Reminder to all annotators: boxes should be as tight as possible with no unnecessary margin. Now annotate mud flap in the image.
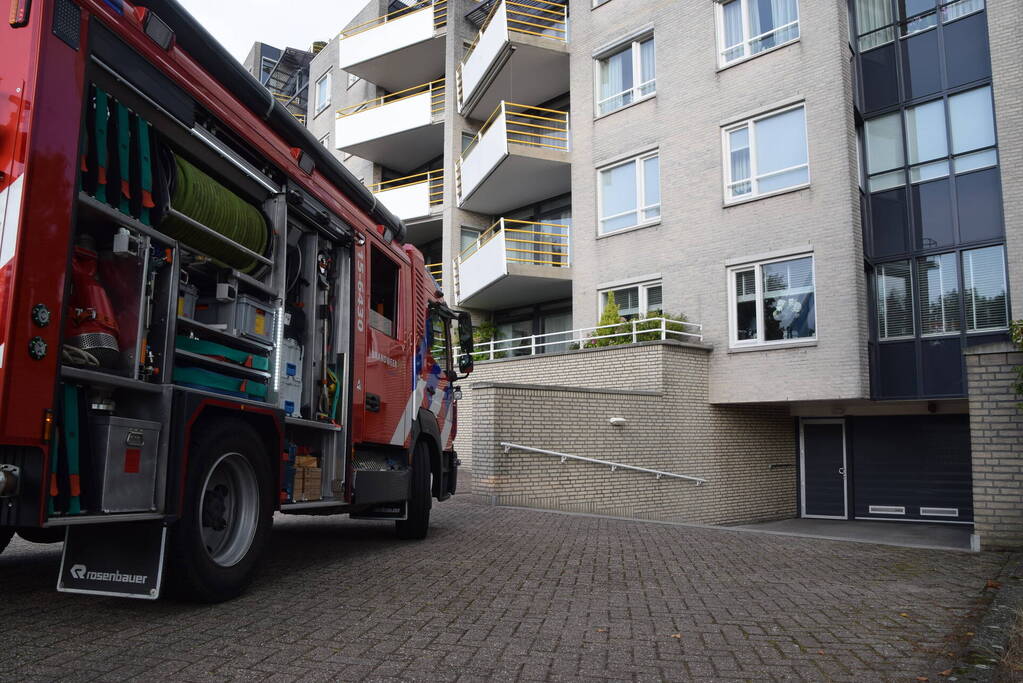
[350,501,408,521]
[57,521,166,600]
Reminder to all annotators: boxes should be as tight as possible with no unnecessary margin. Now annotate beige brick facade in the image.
[966,342,1023,550]
[466,342,796,525]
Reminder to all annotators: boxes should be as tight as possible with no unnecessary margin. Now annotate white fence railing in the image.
[500,443,707,485]
[459,317,703,360]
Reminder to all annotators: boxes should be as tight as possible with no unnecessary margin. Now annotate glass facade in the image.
[852,0,1006,400]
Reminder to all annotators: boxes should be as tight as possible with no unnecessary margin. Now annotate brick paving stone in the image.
[0,478,1010,682]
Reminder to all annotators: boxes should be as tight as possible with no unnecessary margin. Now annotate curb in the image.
[957,552,1023,681]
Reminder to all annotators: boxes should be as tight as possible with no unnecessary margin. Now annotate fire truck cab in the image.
[0,0,473,601]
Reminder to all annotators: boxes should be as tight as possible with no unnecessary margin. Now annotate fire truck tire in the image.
[16,528,65,544]
[395,441,432,540]
[0,528,12,555]
[167,419,273,603]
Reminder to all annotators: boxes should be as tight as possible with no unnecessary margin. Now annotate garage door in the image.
[849,415,972,523]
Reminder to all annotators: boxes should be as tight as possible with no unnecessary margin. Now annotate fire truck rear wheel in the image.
[167,419,273,603]
[0,528,12,555]
[395,441,432,540]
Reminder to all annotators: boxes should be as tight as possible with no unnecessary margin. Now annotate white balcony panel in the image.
[460,4,508,112]
[458,111,508,204]
[335,93,442,172]
[340,9,444,91]
[459,264,572,310]
[459,153,570,215]
[457,231,508,304]
[375,183,434,222]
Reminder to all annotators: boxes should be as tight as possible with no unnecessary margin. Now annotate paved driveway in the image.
[0,487,1008,682]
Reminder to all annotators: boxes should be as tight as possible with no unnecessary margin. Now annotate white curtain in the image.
[729,127,752,196]
[942,0,984,22]
[599,50,631,114]
[722,0,744,60]
[639,38,656,94]
[856,0,895,50]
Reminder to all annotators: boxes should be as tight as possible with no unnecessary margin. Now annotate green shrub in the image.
[585,293,630,348]
[1012,320,1022,408]
[635,310,690,342]
[472,320,507,360]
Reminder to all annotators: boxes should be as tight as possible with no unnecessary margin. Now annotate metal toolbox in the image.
[195,293,275,345]
[88,415,161,513]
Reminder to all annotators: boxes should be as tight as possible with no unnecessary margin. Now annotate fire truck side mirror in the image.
[457,312,474,375]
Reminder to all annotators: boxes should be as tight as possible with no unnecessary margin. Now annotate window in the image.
[863,86,997,193]
[718,0,800,65]
[460,227,482,257]
[876,260,914,339]
[461,131,476,153]
[598,152,660,234]
[962,245,1008,332]
[369,248,399,337]
[596,36,655,116]
[347,72,361,89]
[319,133,330,148]
[729,255,815,347]
[429,314,451,372]
[600,281,662,319]
[315,73,331,113]
[724,105,809,202]
[917,253,960,336]
[854,0,983,50]
[260,56,277,85]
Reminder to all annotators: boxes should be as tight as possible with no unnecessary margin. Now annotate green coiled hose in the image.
[161,155,269,273]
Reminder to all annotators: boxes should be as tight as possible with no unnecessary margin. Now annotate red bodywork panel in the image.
[0,0,454,523]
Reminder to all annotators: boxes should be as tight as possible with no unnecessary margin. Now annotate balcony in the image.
[457,0,569,119]
[339,0,448,92]
[335,80,445,173]
[454,218,571,309]
[368,170,444,245]
[455,102,570,215]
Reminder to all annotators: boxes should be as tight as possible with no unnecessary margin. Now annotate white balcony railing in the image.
[456,102,568,205]
[339,0,448,72]
[459,317,704,360]
[368,170,443,222]
[457,0,567,109]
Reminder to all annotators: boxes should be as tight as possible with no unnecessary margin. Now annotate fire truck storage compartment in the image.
[88,415,161,513]
[194,294,276,345]
[283,422,344,504]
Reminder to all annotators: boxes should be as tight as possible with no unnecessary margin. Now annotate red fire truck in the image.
[0,0,474,601]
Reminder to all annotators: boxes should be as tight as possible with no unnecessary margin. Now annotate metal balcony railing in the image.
[458,217,570,268]
[462,0,566,63]
[340,0,448,39]
[455,102,568,199]
[367,170,444,207]
[272,91,306,124]
[426,262,443,286]
[459,317,704,360]
[336,79,446,119]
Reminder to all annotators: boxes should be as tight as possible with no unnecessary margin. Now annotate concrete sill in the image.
[727,340,818,354]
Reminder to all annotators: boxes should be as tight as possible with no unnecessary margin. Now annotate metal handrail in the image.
[460,101,568,160]
[456,217,570,265]
[336,78,445,118]
[461,0,567,67]
[500,443,707,485]
[456,316,704,359]
[426,262,443,285]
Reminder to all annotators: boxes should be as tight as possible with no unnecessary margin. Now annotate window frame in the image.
[594,35,656,118]
[597,280,663,320]
[722,103,811,204]
[596,151,661,235]
[727,252,817,349]
[315,72,331,114]
[716,0,801,68]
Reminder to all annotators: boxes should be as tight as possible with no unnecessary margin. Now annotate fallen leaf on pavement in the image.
[817,650,825,655]
[916,677,929,682]
[939,670,953,677]
[986,580,1002,590]
[900,613,910,617]
[671,634,682,639]
[596,628,607,633]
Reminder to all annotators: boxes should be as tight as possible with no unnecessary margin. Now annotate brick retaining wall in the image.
[967,341,1023,550]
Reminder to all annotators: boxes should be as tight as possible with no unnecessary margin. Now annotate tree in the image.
[586,293,629,347]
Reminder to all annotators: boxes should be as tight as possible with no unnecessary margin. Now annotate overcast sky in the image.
[177,0,364,62]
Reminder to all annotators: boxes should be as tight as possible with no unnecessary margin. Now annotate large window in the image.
[598,152,660,234]
[854,0,984,50]
[596,36,655,116]
[369,248,399,337]
[724,105,809,202]
[718,0,800,66]
[875,245,1008,340]
[729,255,816,347]
[315,73,331,114]
[599,281,662,319]
[864,86,997,191]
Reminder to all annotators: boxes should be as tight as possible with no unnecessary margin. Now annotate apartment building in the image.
[243,41,316,124]
[300,0,1021,536]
